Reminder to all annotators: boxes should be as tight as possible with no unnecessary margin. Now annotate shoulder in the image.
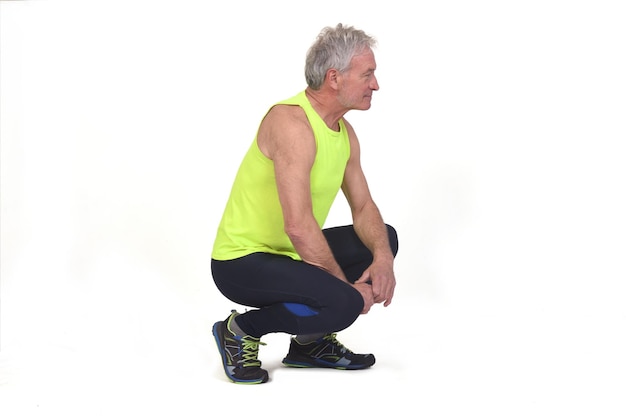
[260,104,314,140]
[258,104,315,159]
[264,104,309,128]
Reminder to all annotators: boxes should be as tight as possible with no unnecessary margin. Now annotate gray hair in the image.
[305,23,377,90]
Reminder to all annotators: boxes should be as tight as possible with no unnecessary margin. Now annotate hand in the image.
[352,282,375,314]
[355,260,396,307]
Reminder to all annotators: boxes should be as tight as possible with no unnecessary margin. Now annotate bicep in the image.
[273,140,316,223]
[261,107,317,225]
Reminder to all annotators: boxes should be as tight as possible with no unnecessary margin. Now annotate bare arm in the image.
[341,119,396,306]
[257,105,348,281]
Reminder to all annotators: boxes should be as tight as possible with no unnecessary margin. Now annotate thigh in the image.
[211,252,354,308]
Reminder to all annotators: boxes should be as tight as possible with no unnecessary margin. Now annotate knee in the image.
[331,286,363,331]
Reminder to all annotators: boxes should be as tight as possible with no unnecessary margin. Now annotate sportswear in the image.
[212,310,269,384]
[211,91,350,261]
[282,333,375,370]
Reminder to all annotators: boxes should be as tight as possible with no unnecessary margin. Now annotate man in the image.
[211,23,399,384]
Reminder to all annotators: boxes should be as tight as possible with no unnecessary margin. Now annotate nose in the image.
[371,74,379,91]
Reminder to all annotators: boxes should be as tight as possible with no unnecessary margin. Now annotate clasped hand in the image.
[353,261,396,314]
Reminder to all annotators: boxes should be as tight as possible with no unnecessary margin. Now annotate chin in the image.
[347,100,372,111]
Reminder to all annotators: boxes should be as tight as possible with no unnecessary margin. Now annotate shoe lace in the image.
[322,333,353,354]
[241,335,266,367]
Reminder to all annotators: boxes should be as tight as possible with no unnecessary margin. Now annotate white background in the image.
[1,0,625,415]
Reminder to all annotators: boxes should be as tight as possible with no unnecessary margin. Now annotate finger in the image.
[371,278,383,301]
[383,285,395,307]
[355,270,370,284]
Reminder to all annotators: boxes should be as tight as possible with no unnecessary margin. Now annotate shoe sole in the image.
[281,357,374,370]
[212,321,268,384]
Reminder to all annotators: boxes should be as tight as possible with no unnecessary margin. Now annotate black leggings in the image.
[211,224,398,338]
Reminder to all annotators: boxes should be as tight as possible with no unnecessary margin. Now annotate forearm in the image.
[285,217,348,281]
[352,201,396,306]
[352,201,394,263]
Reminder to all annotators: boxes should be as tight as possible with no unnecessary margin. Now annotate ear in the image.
[326,68,340,90]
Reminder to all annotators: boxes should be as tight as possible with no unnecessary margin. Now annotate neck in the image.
[305,87,348,131]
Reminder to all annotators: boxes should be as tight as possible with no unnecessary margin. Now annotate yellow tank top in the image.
[211,91,350,261]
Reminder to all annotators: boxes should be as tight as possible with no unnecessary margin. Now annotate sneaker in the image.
[212,310,269,384]
[282,333,375,370]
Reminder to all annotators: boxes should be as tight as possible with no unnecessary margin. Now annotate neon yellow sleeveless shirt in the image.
[211,91,350,261]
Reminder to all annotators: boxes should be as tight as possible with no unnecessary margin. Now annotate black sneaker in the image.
[282,333,375,370]
[212,310,269,384]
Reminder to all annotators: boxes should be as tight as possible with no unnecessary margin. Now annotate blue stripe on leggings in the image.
[283,302,319,317]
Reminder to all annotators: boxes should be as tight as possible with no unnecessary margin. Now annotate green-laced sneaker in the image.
[212,310,269,384]
[282,333,375,370]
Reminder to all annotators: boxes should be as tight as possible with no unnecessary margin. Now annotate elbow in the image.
[284,220,305,244]
[284,215,315,247]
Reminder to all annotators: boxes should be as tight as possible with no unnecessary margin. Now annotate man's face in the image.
[337,48,379,111]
